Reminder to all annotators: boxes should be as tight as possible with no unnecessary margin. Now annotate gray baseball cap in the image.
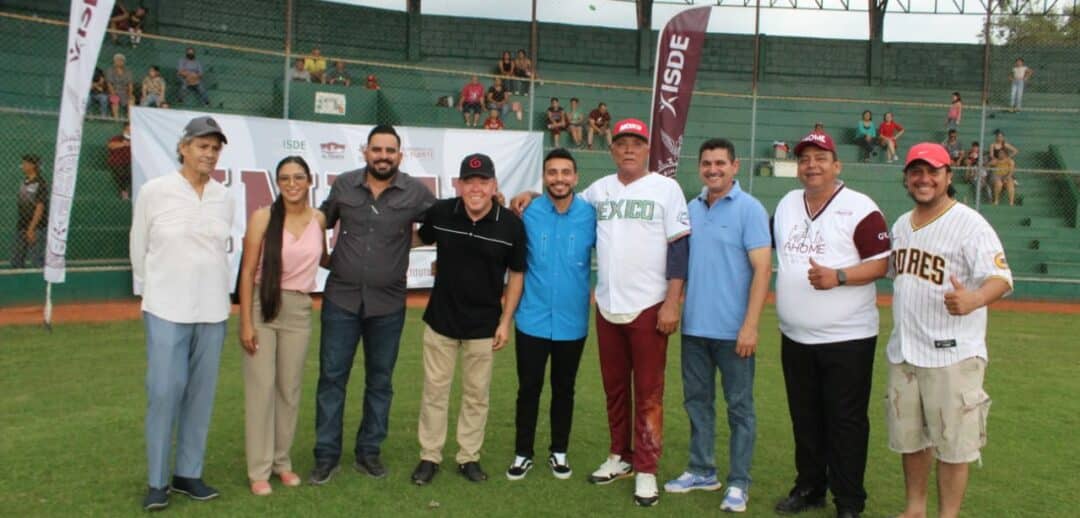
[182,116,228,143]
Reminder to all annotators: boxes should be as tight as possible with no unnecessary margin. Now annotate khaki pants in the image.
[417,325,495,464]
[243,290,313,481]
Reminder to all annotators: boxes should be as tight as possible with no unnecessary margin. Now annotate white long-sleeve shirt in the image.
[130,172,234,323]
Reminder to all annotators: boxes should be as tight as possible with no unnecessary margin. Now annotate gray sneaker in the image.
[169,476,219,501]
[308,462,340,485]
[142,487,169,511]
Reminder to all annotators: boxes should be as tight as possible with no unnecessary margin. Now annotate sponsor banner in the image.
[648,6,711,178]
[44,0,116,283]
[314,91,347,116]
[131,107,542,291]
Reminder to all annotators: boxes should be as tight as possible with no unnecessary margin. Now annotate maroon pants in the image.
[595,303,669,474]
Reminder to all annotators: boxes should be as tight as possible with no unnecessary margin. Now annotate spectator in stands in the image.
[878,111,905,163]
[107,123,132,200]
[458,75,486,128]
[141,66,166,108]
[1009,58,1033,112]
[546,97,568,147]
[567,97,585,148]
[324,60,352,86]
[486,78,512,120]
[946,92,962,130]
[289,59,311,83]
[942,129,963,165]
[483,109,504,130]
[305,48,327,84]
[855,110,877,162]
[587,102,612,150]
[127,6,148,47]
[177,47,211,106]
[89,67,109,118]
[513,49,534,95]
[106,53,134,120]
[989,130,1019,160]
[109,2,129,45]
[990,148,1017,206]
[12,154,48,269]
[497,51,515,93]
[365,74,381,90]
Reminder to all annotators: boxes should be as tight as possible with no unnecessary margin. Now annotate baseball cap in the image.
[793,131,836,156]
[904,143,951,169]
[182,116,228,143]
[459,153,495,179]
[612,118,649,142]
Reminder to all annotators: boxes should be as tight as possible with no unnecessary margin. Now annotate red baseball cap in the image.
[612,118,649,142]
[904,143,951,169]
[793,131,836,156]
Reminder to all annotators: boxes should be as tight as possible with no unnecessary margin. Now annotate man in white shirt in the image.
[886,143,1012,518]
[772,132,890,518]
[130,116,234,511]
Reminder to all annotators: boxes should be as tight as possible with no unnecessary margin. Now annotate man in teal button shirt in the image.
[506,148,596,481]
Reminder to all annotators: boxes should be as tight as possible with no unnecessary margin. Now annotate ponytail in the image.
[258,155,311,322]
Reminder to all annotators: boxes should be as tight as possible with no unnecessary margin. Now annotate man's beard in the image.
[367,163,398,181]
[546,186,572,200]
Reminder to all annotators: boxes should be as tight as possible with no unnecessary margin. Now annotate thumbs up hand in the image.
[807,257,838,290]
[944,274,980,316]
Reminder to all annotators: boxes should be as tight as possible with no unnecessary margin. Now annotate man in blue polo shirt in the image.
[664,138,772,513]
[505,148,596,481]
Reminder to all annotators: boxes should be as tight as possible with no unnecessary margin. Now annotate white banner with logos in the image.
[44,0,116,283]
[131,107,543,292]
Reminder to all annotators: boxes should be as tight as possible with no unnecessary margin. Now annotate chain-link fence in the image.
[1,2,1078,293]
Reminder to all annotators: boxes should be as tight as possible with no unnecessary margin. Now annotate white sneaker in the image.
[634,473,659,507]
[720,486,748,512]
[587,454,633,485]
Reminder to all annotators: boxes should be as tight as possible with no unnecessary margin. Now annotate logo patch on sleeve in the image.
[993,252,1008,269]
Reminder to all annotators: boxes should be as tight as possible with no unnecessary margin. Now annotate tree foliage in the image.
[989,3,1080,45]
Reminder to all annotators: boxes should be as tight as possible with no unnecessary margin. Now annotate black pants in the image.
[780,334,876,513]
[514,329,586,458]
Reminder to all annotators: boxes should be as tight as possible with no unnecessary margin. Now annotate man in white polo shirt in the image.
[886,143,1011,518]
[772,132,890,518]
[130,116,234,511]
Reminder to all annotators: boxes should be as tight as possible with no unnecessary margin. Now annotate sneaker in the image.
[663,471,722,493]
[354,454,387,479]
[308,462,340,485]
[721,486,748,512]
[774,487,826,514]
[458,461,488,482]
[411,460,439,486]
[142,487,169,511]
[169,476,219,501]
[548,453,572,480]
[634,473,660,507]
[505,456,533,481]
[588,454,633,485]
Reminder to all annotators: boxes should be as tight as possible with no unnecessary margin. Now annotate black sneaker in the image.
[548,453,572,480]
[837,510,862,518]
[308,461,340,485]
[354,454,387,479]
[411,460,439,486]
[142,487,169,511]
[774,487,826,514]
[169,476,219,501]
[505,456,533,481]
[458,461,488,482]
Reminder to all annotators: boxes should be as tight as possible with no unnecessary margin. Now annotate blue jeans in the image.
[143,312,226,489]
[11,229,45,268]
[313,298,406,463]
[1010,79,1025,108]
[680,335,756,490]
[88,92,109,117]
[178,82,210,105]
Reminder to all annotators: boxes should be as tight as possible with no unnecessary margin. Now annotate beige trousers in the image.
[243,289,313,481]
[417,325,495,464]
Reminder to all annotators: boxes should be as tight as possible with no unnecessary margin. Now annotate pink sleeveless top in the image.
[255,216,322,293]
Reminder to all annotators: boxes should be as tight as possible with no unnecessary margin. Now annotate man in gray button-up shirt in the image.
[310,125,436,484]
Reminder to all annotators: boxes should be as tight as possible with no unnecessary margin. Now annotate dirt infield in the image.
[2,292,1077,326]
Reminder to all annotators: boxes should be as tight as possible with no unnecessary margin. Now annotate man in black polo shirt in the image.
[411,153,526,486]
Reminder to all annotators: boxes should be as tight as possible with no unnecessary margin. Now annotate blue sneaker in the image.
[721,486,748,512]
[663,471,722,493]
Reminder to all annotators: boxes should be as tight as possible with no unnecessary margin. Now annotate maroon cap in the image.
[612,118,649,142]
[793,132,836,156]
[904,143,951,169]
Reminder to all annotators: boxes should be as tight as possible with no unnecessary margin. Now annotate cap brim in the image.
[193,131,227,144]
[904,158,948,169]
[793,141,830,156]
[613,132,648,142]
[460,172,494,179]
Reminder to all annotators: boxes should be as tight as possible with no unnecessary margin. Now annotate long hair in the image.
[259,156,311,322]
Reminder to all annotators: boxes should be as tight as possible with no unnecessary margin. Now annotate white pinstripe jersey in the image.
[886,201,1013,367]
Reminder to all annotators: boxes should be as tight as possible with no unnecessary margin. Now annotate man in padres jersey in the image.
[886,143,1012,518]
[772,132,891,518]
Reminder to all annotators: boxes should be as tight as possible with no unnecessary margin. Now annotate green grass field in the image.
[1,306,1077,517]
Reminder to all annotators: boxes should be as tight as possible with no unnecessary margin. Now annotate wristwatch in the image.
[837,269,848,286]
